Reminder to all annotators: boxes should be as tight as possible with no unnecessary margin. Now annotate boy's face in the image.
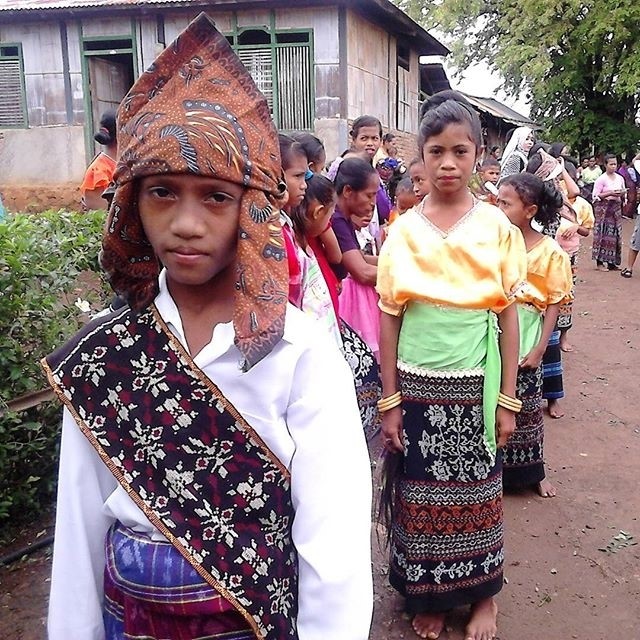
[138,173,243,291]
[409,161,429,200]
[479,166,501,185]
[352,125,381,160]
[396,188,418,211]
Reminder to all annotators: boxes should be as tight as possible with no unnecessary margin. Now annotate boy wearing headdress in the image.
[43,15,372,640]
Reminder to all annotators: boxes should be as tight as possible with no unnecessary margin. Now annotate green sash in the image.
[397,302,501,456]
[517,303,542,358]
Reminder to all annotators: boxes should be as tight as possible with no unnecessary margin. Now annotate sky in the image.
[444,60,532,118]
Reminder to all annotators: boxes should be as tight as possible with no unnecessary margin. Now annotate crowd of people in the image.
[47,13,636,640]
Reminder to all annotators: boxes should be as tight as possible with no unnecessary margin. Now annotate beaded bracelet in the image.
[497,392,523,413]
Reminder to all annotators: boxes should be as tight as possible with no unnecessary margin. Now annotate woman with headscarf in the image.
[43,14,373,640]
[500,126,535,181]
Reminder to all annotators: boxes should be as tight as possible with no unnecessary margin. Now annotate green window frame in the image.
[0,43,28,128]
[226,19,315,131]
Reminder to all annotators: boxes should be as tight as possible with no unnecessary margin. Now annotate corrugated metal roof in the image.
[0,0,191,8]
[462,93,538,128]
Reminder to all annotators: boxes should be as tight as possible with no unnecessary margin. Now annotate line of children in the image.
[44,15,373,640]
[497,173,573,498]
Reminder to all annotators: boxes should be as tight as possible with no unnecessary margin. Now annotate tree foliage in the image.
[394,0,640,156]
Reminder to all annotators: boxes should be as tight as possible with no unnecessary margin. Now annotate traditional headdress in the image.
[101,13,288,370]
[534,149,564,182]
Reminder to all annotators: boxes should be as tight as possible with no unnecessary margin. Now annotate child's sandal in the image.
[621,268,633,278]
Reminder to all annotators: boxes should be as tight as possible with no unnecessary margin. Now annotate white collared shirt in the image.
[48,272,373,640]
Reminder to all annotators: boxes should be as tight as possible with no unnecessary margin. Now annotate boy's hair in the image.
[408,157,423,169]
[291,132,325,167]
[383,132,395,143]
[350,115,383,139]
[94,110,117,145]
[395,176,414,193]
[480,157,500,170]
[549,141,567,158]
[604,153,617,163]
[501,173,563,227]
[418,90,482,151]
[333,157,377,195]
[278,133,307,170]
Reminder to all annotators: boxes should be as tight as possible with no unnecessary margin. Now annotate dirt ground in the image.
[1,219,639,639]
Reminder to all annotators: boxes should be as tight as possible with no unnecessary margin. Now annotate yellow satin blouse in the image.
[516,235,573,312]
[377,200,527,316]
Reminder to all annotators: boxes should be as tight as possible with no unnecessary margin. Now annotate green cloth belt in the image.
[517,303,542,358]
[397,302,502,456]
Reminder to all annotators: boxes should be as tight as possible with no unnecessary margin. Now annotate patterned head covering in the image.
[534,149,563,182]
[101,13,288,370]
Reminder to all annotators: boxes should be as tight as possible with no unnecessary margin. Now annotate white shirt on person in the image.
[48,270,374,640]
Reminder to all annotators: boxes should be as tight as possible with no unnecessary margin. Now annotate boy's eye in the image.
[149,186,172,198]
[208,192,233,204]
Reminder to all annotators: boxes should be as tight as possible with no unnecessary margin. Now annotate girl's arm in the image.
[496,303,519,447]
[561,165,580,199]
[379,312,403,452]
[363,255,379,266]
[318,227,342,264]
[577,224,591,237]
[341,249,377,286]
[83,188,109,211]
[520,302,560,370]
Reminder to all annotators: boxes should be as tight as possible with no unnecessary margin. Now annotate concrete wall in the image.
[0,125,85,183]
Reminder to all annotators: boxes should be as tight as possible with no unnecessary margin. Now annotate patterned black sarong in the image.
[389,369,503,613]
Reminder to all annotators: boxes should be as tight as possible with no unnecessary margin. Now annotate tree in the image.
[394,0,640,157]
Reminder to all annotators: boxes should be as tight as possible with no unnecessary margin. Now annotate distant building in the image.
[0,0,449,209]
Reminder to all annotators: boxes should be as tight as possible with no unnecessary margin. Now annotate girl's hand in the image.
[381,406,404,453]
[495,405,516,448]
[519,348,543,369]
[561,224,579,239]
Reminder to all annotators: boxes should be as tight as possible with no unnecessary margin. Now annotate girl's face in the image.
[138,173,243,292]
[409,162,430,200]
[521,132,535,154]
[396,188,418,212]
[306,197,337,238]
[342,172,379,223]
[421,122,477,196]
[497,184,536,229]
[605,158,618,173]
[351,125,381,160]
[284,152,308,207]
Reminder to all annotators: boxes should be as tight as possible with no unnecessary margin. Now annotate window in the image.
[0,44,27,128]
[228,28,314,130]
[396,44,411,132]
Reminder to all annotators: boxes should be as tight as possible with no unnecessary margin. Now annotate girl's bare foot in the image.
[537,478,556,498]
[465,597,497,640]
[559,335,573,352]
[412,612,446,639]
[546,399,564,419]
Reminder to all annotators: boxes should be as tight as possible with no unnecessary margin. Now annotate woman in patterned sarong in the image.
[592,154,626,270]
[497,173,572,498]
[377,91,526,640]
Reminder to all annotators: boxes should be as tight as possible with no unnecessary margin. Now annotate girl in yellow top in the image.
[377,91,526,640]
[497,173,572,499]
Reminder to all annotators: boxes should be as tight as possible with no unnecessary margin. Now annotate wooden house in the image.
[0,0,449,210]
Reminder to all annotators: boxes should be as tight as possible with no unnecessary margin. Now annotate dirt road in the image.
[1,220,639,639]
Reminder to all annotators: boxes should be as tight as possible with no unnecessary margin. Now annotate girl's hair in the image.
[501,173,563,227]
[604,153,617,164]
[418,90,482,150]
[291,132,325,168]
[549,141,567,158]
[528,141,549,159]
[94,110,117,145]
[333,157,377,195]
[278,133,307,170]
[290,174,335,245]
[350,115,383,139]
